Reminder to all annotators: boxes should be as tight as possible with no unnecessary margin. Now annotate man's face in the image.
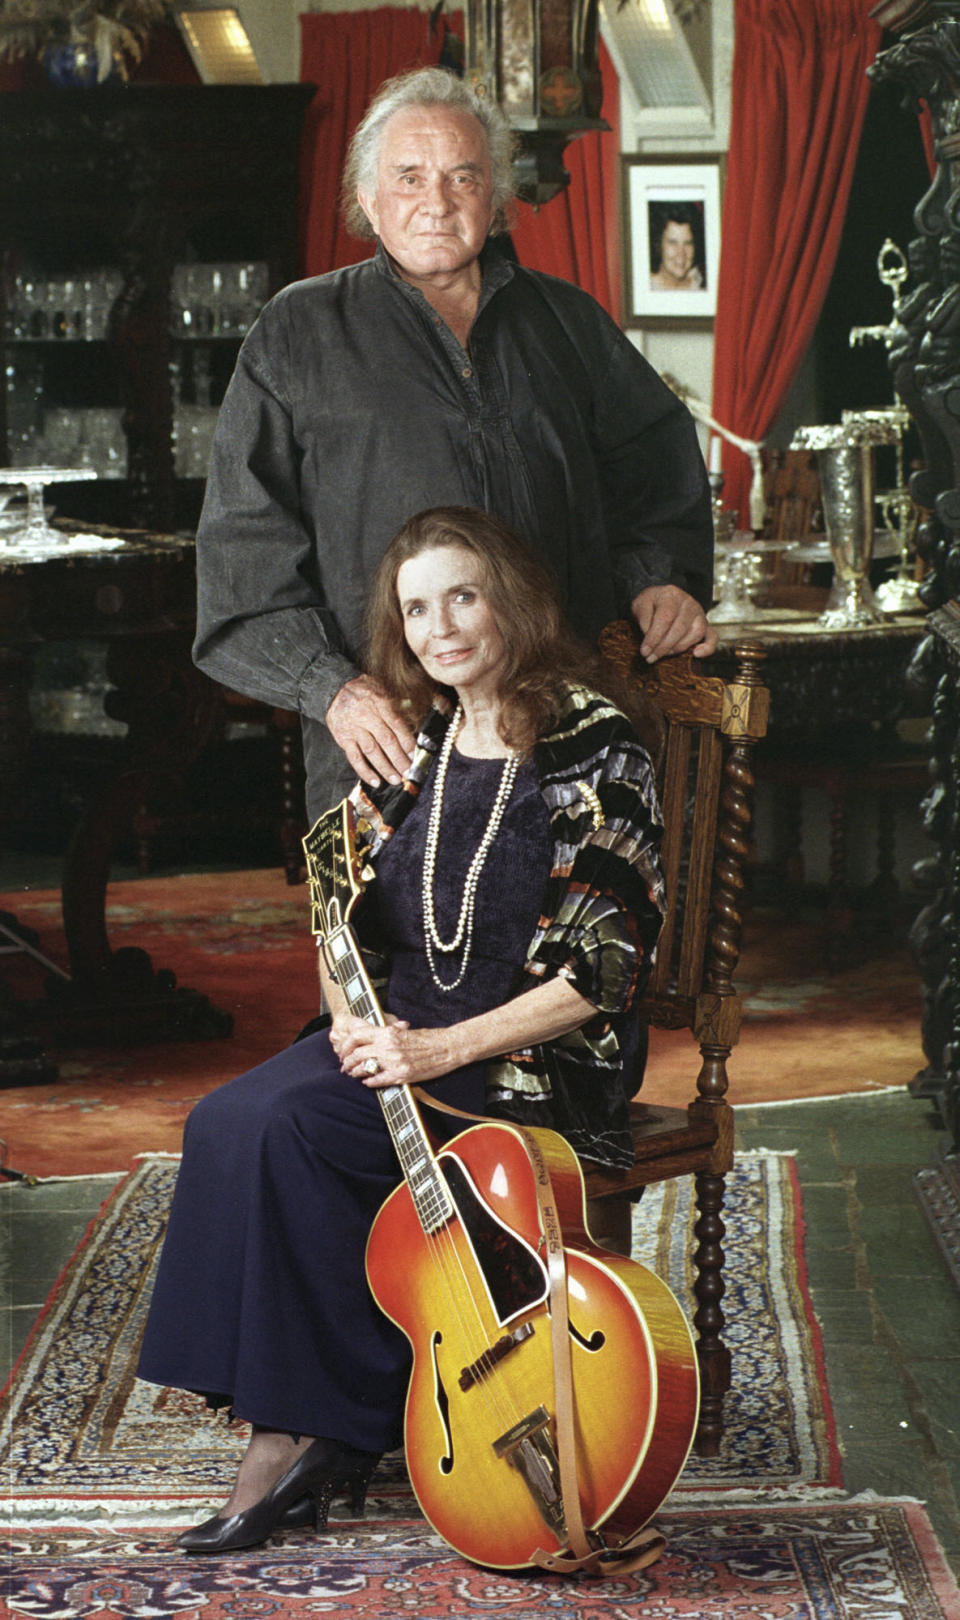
[357,105,495,283]
[661,221,695,282]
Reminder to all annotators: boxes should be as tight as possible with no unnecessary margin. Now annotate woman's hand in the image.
[333,1013,457,1088]
[332,978,597,1089]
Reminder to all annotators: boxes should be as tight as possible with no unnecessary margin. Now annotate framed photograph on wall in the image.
[622,156,723,326]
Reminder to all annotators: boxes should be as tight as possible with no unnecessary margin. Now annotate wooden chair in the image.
[583,625,770,1457]
[760,448,823,544]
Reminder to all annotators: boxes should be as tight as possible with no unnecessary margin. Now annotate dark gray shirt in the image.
[193,241,712,818]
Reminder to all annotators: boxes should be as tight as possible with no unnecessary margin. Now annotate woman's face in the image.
[396,543,508,704]
[660,220,695,283]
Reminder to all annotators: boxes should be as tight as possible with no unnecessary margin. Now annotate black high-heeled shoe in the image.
[176,1437,380,1554]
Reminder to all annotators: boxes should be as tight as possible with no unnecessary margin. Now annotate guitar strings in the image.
[333,936,551,1475]
[410,1134,550,1450]
[376,1081,535,1447]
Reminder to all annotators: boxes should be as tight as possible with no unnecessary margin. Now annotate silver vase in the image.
[791,419,898,629]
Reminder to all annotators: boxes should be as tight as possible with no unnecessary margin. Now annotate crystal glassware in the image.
[0,466,97,551]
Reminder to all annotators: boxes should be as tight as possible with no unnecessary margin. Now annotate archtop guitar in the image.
[303,797,699,1573]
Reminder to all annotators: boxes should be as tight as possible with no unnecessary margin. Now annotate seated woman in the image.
[138,505,666,1555]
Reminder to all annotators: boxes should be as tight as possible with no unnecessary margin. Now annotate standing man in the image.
[194,68,716,820]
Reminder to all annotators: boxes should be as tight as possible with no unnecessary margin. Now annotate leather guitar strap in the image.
[518,1123,602,1573]
[410,1087,665,1579]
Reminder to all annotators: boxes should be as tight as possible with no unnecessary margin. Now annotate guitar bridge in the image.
[459,1321,534,1391]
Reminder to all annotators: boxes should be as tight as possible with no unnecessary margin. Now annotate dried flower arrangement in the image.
[0,0,167,80]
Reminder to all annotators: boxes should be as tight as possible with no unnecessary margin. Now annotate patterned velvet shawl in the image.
[351,686,664,1167]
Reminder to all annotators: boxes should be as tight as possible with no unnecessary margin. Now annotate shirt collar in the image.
[372,236,515,315]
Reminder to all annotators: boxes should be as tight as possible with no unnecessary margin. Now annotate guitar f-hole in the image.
[568,1321,606,1353]
[431,1330,455,1475]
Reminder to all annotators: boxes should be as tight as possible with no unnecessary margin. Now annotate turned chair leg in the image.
[691,1169,731,1457]
[825,787,854,969]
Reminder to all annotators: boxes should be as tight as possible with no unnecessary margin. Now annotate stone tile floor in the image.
[3,1088,959,1578]
[737,1088,960,1577]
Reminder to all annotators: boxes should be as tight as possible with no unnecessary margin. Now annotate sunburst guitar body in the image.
[366,1117,698,1569]
[304,797,700,1572]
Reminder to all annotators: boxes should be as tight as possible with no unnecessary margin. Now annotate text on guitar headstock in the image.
[302,798,374,944]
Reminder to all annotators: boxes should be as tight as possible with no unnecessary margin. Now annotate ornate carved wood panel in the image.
[871,4,960,1151]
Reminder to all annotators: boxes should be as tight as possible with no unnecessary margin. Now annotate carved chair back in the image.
[761,448,823,543]
[583,625,769,1455]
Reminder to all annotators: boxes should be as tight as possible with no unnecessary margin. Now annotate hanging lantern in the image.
[460,0,609,204]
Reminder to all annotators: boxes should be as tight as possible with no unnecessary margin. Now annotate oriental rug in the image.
[2,1151,840,1539]
[0,871,923,1177]
[4,1501,960,1620]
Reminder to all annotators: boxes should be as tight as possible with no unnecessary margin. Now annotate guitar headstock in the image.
[302,798,369,942]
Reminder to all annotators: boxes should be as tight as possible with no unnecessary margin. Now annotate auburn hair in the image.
[364,507,662,758]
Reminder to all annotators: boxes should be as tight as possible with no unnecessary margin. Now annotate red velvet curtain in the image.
[299,10,619,315]
[511,38,621,319]
[711,0,882,525]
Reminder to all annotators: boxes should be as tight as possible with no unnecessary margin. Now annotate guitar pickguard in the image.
[438,1152,549,1325]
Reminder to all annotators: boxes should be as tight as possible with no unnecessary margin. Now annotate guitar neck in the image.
[324,924,387,1029]
[325,924,453,1235]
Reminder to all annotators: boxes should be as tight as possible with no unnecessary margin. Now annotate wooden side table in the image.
[713,605,927,965]
[0,524,232,1078]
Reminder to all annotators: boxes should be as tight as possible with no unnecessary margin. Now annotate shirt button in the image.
[462,365,473,378]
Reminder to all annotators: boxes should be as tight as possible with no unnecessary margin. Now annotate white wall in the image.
[236,0,300,83]
[607,0,734,450]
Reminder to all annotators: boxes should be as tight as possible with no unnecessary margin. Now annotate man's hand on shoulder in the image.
[326,675,416,788]
[630,584,718,664]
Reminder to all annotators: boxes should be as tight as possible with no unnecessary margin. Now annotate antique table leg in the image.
[0,606,62,1085]
[39,629,234,1045]
[3,539,234,1052]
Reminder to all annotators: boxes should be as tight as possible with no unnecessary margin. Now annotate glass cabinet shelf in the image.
[170,260,268,341]
[1,85,313,530]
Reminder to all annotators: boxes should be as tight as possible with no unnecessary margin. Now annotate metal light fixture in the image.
[173,6,263,85]
[459,0,609,205]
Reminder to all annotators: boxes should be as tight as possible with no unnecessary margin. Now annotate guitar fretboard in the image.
[326,925,453,1235]
[325,928,384,1027]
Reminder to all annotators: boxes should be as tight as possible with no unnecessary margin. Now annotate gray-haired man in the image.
[193,67,715,820]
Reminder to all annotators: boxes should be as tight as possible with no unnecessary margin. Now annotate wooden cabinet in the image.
[0,84,313,533]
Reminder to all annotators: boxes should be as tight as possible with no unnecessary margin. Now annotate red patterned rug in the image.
[6,1501,960,1619]
[3,1152,839,1527]
[1,871,316,1176]
[7,1155,956,1619]
[0,871,923,1176]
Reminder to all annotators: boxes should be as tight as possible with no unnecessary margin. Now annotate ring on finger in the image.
[362,1057,381,1077]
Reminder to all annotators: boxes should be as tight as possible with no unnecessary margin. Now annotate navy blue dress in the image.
[138,751,552,1451]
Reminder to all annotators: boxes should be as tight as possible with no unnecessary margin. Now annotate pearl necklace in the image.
[422,705,520,992]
